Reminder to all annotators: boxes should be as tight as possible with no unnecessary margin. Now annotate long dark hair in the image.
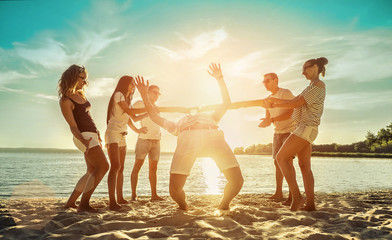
[305,57,329,77]
[106,76,134,124]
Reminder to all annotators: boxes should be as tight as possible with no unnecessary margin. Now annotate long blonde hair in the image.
[58,65,87,99]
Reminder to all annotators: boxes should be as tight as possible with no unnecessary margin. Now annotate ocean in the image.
[1,151,391,199]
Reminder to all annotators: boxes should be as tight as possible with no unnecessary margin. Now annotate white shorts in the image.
[105,130,127,147]
[292,125,318,144]
[73,132,100,152]
[170,129,239,176]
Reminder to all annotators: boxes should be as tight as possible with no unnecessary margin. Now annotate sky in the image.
[1,0,392,152]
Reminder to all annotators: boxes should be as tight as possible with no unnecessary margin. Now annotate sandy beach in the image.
[1,191,391,240]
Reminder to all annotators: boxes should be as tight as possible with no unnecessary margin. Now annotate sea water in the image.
[0,151,391,199]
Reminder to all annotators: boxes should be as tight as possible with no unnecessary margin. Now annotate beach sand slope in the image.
[1,191,391,240]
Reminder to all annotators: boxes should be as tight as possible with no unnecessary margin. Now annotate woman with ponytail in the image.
[105,76,148,210]
[265,57,328,211]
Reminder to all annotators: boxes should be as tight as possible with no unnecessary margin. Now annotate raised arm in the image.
[207,63,231,122]
[134,76,177,133]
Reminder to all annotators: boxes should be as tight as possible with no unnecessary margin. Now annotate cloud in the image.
[0,86,57,102]
[14,39,74,69]
[225,51,264,79]
[35,93,57,101]
[0,70,37,86]
[290,30,392,83]
[12,30,124,70]
[325,91,392,110]
[86,77,118,99]
[77,30,124,63]
[149,28,228,60]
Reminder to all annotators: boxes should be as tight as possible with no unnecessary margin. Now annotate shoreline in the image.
[1,191,391,239]
[1,147,392,158]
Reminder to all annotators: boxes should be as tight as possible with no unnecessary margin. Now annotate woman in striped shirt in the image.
[265,57,328,211]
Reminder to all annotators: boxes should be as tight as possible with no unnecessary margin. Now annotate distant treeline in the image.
[234,122,392,155]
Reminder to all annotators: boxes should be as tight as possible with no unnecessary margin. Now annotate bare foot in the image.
[64,203,77,209]
[131,195,138,201]
[150,195,164,201]
[178,202,189,211]
[301,204,316,212]
[282,198,292,206]
[290,197,305,211]
[269,193,284,201]
[77,205,98,213]
[117,199,129,204]
[218,202,230,210]
[108,202,122,211]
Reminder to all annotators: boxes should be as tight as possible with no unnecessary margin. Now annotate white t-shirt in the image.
[267,88,295,134]
[163,113,218,136]
[107,92,131,132]
[132,100,161,140]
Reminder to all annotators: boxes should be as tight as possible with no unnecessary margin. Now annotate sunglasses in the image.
[78,75,88,83]
[302,64,314,72]
[78,65,85,73]
[151,90,161,95]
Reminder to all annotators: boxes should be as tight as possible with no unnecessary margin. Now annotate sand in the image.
[1,191,391,240]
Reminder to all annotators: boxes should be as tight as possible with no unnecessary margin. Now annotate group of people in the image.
[57,57,328,212]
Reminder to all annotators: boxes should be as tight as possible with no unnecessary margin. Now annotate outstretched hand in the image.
[135,76,149,96]
[138,127,148,134]
[207,63,223,79]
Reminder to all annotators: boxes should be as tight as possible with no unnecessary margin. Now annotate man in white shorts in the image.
[134,63,244,211]
[131,85,164,201]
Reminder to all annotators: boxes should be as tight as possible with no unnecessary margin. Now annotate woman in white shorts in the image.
[58,65,109,212]
[265,57,328,211]
[134,63,244,211]
[105,76,148,210]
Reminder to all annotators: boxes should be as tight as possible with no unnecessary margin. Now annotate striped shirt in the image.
[292,84,326,127]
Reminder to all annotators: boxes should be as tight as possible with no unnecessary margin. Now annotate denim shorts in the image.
[272,132,291,159]
[135,138,161,161]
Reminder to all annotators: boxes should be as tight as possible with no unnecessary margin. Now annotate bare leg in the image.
[107,143,122,210]
[169,174,189,210]
[64,152,95,208]
[78,146,109,212]
[131,159,145,200]
[269,159,284,200]
[276,134,308,211]
[298,143,316,211]
[149,159,164,201]
[218,166,244,210]
[116,146,129,204]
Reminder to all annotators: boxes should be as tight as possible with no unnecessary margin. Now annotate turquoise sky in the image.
[1,0,392,151]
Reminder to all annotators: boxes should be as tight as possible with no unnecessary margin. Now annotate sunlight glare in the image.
[200,157,222,195]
